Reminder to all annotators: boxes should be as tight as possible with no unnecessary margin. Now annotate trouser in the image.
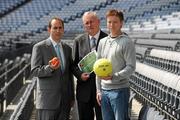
[36,101,71,120]
[101,88,130,120]
[77,99,102,120]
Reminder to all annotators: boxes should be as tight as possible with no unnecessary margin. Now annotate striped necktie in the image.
[91,37,96,51]
[55,44,64,71]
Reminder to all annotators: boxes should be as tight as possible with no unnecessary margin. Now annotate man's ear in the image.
[47,27,50,33]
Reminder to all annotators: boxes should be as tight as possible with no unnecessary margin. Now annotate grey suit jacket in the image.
[31,38,74,110]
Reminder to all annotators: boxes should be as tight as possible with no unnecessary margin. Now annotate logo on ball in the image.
[93,58,112,77]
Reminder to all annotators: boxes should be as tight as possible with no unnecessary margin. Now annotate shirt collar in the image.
[89,30,100,40]
[49,36,62,47]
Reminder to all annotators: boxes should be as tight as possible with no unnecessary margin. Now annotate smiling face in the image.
[48,18,64,42]
[82,12,100,36]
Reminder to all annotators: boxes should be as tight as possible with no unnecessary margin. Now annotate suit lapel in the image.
[96,31,103,50]
[45,38,57,58]
[85,33,91,52]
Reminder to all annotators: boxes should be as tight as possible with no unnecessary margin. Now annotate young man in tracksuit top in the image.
[96,9,136,120]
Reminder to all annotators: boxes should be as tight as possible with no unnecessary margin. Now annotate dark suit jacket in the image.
[31,38,74,110]
[73,31,107,102]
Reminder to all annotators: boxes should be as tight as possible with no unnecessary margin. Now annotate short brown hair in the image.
[48,17,64,28]
[106,9,124,21]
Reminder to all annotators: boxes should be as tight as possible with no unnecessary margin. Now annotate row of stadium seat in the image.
[138,105,166,120]
[0,0,179,63]
[130,62,180,119]
[0,0,29,17]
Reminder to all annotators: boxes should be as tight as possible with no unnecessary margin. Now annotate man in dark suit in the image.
[31,17,74,120]
[73,11,107,120]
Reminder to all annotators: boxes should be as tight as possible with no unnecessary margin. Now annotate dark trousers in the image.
[77,100,102,120]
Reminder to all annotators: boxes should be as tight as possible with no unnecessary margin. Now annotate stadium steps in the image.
[0,84,28,120]
[29,107,36,120]
[29,97,142,120]
[130,99,143,120]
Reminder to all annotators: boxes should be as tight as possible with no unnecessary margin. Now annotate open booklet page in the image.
[78,50,97,73]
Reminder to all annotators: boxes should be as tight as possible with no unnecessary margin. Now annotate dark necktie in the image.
[55,44,64,71]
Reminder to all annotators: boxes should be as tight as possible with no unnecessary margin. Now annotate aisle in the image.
[70,98,142,120]
[130,99,143,120]
[30,98,142,120]
[30,99,142,120]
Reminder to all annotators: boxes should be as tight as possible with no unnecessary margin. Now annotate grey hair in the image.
[82,11,99,20]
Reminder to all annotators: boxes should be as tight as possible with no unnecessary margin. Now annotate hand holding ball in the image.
[93,58,112,77]
[50,57,60,67]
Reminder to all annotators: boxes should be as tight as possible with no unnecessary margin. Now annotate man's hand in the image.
[81,73,90,81]
[49,57,60,70]
[70,100,75,107]
[99,76,112,80]
[96,92,101,106]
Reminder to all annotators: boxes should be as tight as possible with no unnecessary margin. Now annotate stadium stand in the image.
[0,0,31,18]
[0,53,32,120]
[0,0,180,119]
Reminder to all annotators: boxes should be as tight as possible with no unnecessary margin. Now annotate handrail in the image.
[0,63,30,95]
[10,78,36,120]
[0,58,25,80]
